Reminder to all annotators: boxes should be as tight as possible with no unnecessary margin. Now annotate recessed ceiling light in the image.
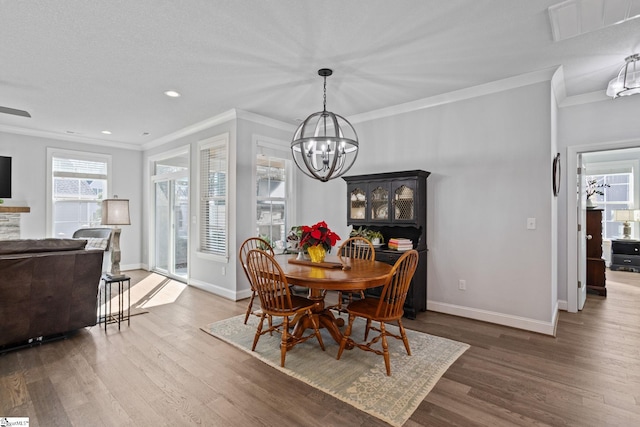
[101,130,112,135]
[164,90,181,98]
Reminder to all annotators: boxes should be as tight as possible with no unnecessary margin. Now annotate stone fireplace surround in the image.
[0,206,31,240]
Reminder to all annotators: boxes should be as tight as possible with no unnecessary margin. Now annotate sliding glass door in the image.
[152,151,189,280]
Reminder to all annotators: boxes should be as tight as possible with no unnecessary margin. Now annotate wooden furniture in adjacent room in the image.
[610,239,640,273]
[586,209,606,296]
[343,170,430,318]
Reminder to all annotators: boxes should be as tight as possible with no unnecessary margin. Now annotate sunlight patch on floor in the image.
[132,273,187,309]
[99,273,187,313]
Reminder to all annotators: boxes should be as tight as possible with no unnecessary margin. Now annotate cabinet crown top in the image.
[343,170,430,182]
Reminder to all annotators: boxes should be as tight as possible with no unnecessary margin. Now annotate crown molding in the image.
[0,124,140,151]
[236,110,296,132]
[559,90,610,107]
[349,67,562,125]
[551,65,566,105]
[142,108,294,151]
[142,109,238,150]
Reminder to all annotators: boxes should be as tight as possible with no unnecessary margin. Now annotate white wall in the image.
[0,132,143,270]
[298,80,558,334]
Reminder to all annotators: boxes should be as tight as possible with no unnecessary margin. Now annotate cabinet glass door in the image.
[349,186,367,221]
[394,184,415,221]
[370,185,389,221]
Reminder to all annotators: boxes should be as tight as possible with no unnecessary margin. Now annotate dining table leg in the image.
[291,287,353,348]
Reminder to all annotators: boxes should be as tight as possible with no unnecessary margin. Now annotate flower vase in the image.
[307,245,326,263]
[586,197,597,209]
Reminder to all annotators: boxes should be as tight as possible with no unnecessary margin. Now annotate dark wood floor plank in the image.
[3,269,640,426]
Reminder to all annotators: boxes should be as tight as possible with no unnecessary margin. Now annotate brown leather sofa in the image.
[0,238,104,350]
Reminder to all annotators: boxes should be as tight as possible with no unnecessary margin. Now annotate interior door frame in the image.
[577,154,587,310]
[566,138,640,312]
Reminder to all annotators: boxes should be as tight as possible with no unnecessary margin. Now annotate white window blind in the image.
[50,151,110,238]
[199,136,228,256]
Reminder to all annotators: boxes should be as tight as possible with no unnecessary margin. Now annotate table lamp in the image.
[613,209,640,240]
[101,197,131,278]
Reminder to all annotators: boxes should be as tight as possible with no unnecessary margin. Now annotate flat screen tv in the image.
[0,156,11,198]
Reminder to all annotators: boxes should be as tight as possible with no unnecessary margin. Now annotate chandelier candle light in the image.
[291,68,359,182]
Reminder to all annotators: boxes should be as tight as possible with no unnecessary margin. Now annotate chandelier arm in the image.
[298,139,327,175]
[294,147,323,180]
[301,149,330,181]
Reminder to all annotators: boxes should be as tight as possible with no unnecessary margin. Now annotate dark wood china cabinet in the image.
[343,170,430,319]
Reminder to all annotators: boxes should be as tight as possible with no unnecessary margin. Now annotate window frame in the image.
[585,159,637,240]
[46,148,112,238]
[196,133,229,262]
[253,135,296,251]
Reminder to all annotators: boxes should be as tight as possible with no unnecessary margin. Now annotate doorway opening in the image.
[568,143,640,312]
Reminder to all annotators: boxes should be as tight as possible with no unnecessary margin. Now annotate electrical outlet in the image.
[458,279,466,290]
[527,217,536,230]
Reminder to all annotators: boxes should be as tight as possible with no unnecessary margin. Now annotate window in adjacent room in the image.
[48,149,111,238]
[586,171,634,239]
[198,134,229,260]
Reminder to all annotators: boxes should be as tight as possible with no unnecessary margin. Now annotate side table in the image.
[99,274,131,332]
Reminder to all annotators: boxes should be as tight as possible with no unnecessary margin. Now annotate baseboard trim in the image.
[188,278,249,301]
[427,300,556,336]
[557,299,568,311]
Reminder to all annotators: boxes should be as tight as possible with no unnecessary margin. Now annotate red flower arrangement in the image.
[299,221,340,252]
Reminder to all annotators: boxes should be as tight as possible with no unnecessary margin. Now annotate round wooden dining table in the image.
[274,254,392,345]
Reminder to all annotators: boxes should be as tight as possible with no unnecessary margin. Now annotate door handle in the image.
[586,235,592,240]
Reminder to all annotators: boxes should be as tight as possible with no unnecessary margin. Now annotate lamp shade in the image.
[613,209,640,222]
[101,198,131,225]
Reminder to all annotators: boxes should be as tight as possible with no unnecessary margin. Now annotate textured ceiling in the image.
[1,0,639,149]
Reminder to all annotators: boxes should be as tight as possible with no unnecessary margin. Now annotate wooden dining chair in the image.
[334,236,376,312]
[336,249,419,376]
[239,237,274,324]
[245,249,325,367]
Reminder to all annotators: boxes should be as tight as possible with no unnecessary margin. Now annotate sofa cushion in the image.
[81,237,110,251]
[0,238,87,255]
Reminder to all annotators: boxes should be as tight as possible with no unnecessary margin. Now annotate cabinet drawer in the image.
[375,251,401,265]
[612,254,640,267]
[612,241,640,255]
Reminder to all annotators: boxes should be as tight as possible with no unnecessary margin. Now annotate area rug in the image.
[201,314,469,426]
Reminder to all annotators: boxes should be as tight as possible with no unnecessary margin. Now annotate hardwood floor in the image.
[2,269,640,426]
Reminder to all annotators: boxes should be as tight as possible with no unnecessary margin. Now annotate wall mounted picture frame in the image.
[552,153,561,197]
